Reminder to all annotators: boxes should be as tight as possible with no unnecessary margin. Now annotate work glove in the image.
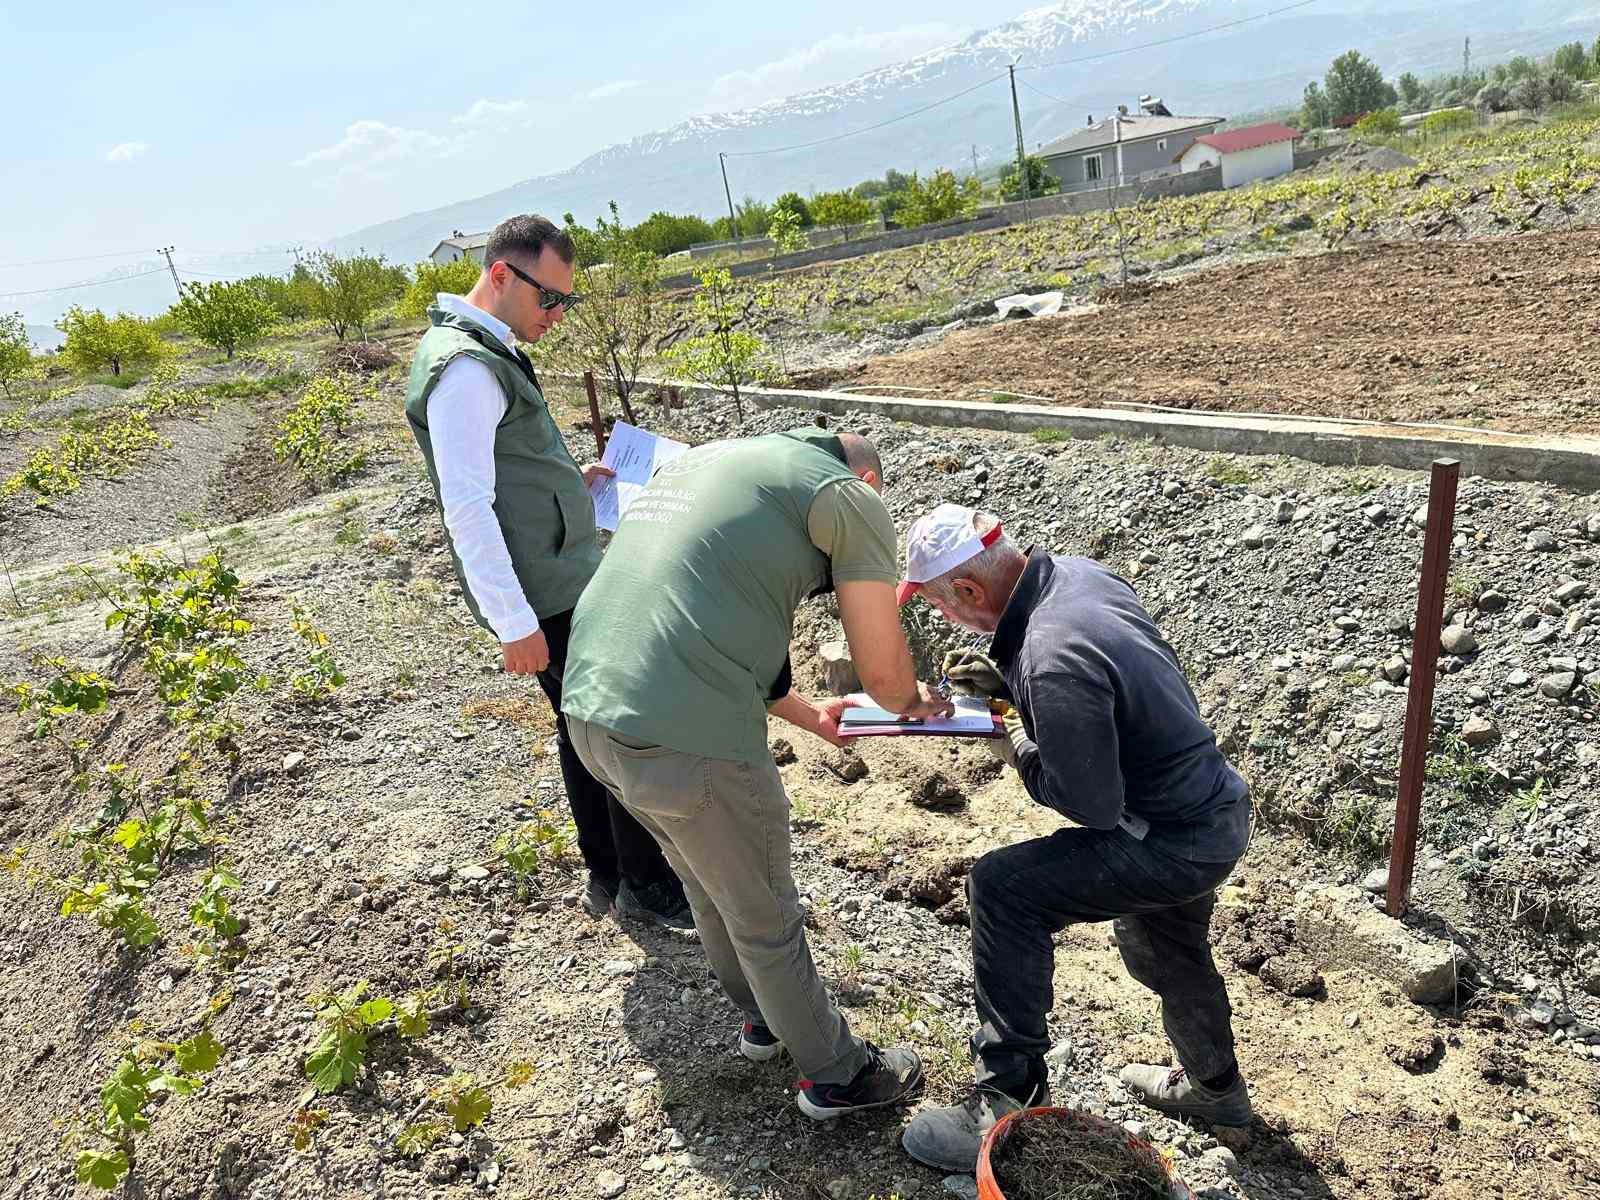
[942,648,1005,699]
[989,709,1030,770]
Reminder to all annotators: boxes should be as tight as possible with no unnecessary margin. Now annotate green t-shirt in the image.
[562,429,897,763]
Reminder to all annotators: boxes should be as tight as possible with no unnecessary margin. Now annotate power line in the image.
[0,247,162,270]
[0,266,171,299]
[723,72,1009,158]
[1017,77,1071,106]
[1017,0,1322,72]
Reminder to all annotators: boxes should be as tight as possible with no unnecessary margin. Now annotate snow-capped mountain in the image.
[334,0,1584,264]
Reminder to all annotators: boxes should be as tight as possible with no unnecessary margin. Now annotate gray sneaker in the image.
[1120,1064,1251,1129]
[796,1044,923,1120]
[581,874,618,918]
[902,1081,1047,1173]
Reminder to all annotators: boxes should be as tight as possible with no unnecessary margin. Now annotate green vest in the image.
[405,306,600,628]
[563,429,860,764]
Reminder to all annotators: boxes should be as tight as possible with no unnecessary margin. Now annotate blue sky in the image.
[2,0,1015,294]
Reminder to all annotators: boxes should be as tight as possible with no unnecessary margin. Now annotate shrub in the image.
[1475,83,1512,114]
[1353,108,1401,136]
[1000,155,1061,202]
[1419,108,1474,136]
[1509,75,1548,112]
[766,206,806,255]
[172,280,277,359]
[663,266,774,422]
[240,273,312,320]
[398,257,482,318]
[771,191,814,228]
[273,374,366,483]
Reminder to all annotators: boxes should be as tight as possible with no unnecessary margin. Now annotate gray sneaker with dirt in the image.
[580,874,618,917]
[902,1080,1048,1173]
[1120,1064,1251,1129]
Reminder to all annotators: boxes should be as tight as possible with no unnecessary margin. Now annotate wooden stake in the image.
[582,370,606,457]
[1388,458,1460,918]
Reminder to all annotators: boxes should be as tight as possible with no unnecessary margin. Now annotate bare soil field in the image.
[3,352,1599,1200]
[796,229,1600,436]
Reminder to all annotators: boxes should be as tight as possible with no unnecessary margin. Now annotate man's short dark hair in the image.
[838,432,882,481]
[485,214,576,267]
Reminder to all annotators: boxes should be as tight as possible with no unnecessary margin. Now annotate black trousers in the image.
[968,823,1240,1096]
[534,609,678,890]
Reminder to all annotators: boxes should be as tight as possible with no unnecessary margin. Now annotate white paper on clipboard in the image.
[588,421,689,531]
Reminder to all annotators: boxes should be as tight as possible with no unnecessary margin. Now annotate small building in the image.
[1176,122,1300,189]
[429,231,489,266]
[1038,99,1222,191]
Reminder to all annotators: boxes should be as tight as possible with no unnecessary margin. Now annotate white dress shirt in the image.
[427,293,540,642]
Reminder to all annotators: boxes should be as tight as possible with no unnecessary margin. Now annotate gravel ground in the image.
[2,334,1598,1198]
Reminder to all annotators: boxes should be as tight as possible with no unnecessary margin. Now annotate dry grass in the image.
[990,1111,1173,1200]
[460,697,547,727]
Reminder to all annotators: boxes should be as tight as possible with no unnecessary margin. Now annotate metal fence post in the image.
[1387,458,1461,917]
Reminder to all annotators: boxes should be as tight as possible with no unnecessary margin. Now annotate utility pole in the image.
[718,153,739,247]
[158,245,182,298]
[1008,64,1030,221]
[1463,36,1471,80]
[971,143,980,177]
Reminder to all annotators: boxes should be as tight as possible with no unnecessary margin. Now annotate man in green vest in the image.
[563,428,951,1120]
[404,213,690,931]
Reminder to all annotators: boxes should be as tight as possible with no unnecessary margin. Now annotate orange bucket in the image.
[976,1106,1197,1200]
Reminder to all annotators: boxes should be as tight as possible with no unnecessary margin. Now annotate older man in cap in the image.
[897,504,1254,1173]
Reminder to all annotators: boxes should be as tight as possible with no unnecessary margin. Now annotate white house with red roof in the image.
[1176,121,1301,189]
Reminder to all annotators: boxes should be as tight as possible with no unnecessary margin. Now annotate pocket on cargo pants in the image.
[603,736,714,824]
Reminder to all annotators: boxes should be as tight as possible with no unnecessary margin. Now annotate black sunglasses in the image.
[499,260,583,311]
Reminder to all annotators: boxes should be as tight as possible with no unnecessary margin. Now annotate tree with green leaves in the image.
[399,257,482,319]
[240,272,312,320]
[663,266,772,423]
[172,279,277,359]
[1324,50,1398,120]
[771,191,813,228]
[1000,155,1061,202]
[628,210,715,257]
[57,307,167,377]
[766,206,807,255]
[1395,72,1430,112]
[551,201,668,425]
[810,189,873,238]
[1552,41,1590,81]
[0,311,31,399]
[896,169,983,227]
[1301,81,1330,129]
[297,250,405,341]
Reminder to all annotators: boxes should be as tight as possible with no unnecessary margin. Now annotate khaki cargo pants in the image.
[568,716,868,1085]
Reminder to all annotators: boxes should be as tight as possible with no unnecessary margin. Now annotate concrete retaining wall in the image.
[656,380,1600,491]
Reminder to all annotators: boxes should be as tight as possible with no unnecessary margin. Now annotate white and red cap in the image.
[896,503,1004,606]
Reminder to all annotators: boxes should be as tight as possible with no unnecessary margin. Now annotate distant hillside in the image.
[333,0,1593,264]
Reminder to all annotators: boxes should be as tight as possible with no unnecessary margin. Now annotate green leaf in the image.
[100,1059,151,1127]
[353,997,393,1027]
[504,1061,536,1088]
[395,1119,450,1157]
[443,1082,493,1131]
[149,1071,201,1096]
[173,1029,225,1074]
[305,1031,365,1094]
[394,998,429,1040]
[110,819,145,850]
[75,1149,130,1190]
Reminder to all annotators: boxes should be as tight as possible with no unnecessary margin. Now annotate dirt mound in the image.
[1336,142,1418,173]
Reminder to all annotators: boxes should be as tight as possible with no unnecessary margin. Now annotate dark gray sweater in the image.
[990,551,1251,862]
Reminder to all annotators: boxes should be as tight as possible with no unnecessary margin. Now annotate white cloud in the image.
[585,79,645,100]
[292,120,451,177]
[706,25,959,109]
[105,141,149,163]
[452,98,530,127]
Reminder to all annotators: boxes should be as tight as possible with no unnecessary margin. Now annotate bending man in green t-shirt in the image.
[563,427,950,1120]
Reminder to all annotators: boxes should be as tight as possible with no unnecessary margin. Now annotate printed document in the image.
[588,421,689,531]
